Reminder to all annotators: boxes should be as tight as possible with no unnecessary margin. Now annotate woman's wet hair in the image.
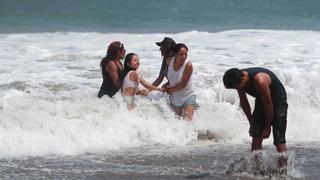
[162,44,176,58]
[100,41,123,69]
[174,43,188,54]
[223,68,243,89]
[157,37,176,58]
[123,53,137,77]
[158,38,176,74]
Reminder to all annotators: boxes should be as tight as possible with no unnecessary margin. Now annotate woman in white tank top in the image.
[163,44,198,121]
[122,53,162,110]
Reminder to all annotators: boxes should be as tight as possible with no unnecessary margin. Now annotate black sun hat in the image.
[156,37,176,47]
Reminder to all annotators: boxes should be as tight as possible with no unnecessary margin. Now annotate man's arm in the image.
[255,73,273,138]
[237,89,253,123]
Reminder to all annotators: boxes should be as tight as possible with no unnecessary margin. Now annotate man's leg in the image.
[251,137,267,174]
[273,103,288,173]
[251,137,263,151]
[276,143,287,152]
[246,100,268,174]
[276,143,288,173]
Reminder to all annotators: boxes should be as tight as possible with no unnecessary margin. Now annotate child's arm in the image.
[139,77,162,91]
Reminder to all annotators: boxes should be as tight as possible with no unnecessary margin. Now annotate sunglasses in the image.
[119,43,125,51]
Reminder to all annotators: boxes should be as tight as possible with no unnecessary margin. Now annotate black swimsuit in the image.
[98,61,124,98]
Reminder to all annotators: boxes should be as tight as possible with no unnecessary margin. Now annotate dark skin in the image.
[106,60,122,88]
[236,71,286,153]
[152,57,171,88]
[152,46,173,88]
[105,48,126,88]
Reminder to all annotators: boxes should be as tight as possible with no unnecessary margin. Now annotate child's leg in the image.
[124,87,135,110]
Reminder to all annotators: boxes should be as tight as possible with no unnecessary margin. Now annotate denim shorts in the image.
[170,95,199,109]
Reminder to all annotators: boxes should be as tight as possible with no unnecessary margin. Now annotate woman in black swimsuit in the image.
[98,41,126,98]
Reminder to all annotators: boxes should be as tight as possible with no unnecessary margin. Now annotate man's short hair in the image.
[223,68,243,89]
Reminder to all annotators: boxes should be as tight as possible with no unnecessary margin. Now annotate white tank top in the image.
[122,70,141,94]
[167,57,195,106]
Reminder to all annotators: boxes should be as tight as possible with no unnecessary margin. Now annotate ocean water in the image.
[1,0,320,33]
[1,30,320,179]
[1,0,320,179]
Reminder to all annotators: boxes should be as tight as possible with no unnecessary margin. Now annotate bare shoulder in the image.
[106,60,117,69]
[254,73,271,88]
[185,62,193,71]
[186,61,193,66]
[130,71,139,81]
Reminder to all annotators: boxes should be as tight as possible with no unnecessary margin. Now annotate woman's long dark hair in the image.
[100,41,123,69]
[160,42,176,74]
[123,53,137,78]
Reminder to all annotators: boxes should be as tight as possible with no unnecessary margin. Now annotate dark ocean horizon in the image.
[1,0,320,33]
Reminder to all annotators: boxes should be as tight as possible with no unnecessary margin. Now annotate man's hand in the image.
[261,126,271,139]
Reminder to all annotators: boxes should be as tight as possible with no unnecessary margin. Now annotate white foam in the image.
[0,30,320,158]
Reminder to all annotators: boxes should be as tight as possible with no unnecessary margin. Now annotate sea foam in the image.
[0,30,319,158]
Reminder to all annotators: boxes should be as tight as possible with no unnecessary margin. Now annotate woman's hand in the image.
[163,87,173,94]
[138,89,149,96]
[161,82,168,88]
